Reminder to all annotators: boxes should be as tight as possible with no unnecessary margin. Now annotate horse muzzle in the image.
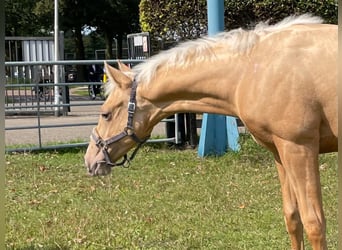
[84,143,113,176]
[86,160,112,176]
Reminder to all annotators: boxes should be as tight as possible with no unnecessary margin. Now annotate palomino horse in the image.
[84,15,337,250]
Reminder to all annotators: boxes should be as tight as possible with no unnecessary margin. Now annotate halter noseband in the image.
[91,79,150,167]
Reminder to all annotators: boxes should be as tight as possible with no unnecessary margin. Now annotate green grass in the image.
[72,88,89,97]
[6,77,32,85]
[5,139,88,152]
[5,136,337,249]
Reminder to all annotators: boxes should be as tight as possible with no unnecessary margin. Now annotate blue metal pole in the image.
[207,0,224,35]
[198,0,239,157]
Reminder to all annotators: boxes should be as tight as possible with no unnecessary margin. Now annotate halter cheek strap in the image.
[91,79,150,167]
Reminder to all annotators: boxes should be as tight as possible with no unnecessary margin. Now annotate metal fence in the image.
[5,59,182,152]
[5,35,64,62]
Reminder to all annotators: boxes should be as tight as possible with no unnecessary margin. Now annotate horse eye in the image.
[101,112,111,121]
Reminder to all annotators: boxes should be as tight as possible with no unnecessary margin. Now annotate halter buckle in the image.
[128,102,136,114]
[96,138,107,149]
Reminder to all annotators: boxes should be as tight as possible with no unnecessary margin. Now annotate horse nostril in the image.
[88,167,94,175]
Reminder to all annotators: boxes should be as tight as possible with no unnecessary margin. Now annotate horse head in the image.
[84,62,152,176]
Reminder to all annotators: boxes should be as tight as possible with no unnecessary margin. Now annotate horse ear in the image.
[117,60,131,72]
[104,62,132,89]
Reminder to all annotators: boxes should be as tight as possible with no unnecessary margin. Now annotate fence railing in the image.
[5,60,182,152]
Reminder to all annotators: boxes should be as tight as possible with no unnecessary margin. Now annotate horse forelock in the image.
[132,14,323,84]
[104,80,115,96]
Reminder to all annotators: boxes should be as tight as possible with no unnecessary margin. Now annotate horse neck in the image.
[138,58,243,124]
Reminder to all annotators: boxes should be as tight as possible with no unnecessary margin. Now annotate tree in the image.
[224,0,256,29]
[5,0,50,36]
[224,0,337,29]
[89,0,140,59]
[32,0,93,79]
[6,0,140,62]
[139,0,207,42]
[27,0,91,63]
[253,0,337,25]
[139,0,338,51]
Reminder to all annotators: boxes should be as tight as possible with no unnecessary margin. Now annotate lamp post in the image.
[54,0,60,116]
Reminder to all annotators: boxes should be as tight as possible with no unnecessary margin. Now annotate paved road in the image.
[5,89,166,147]
[5,113,166,146]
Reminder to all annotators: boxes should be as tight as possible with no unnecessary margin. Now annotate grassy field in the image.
[5,136,338,249]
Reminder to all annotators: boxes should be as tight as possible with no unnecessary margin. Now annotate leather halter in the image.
[90,79,150,167]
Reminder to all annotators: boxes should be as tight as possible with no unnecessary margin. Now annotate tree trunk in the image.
[104,32,113,59]
[116,33,123,59]
[74,25,86,81]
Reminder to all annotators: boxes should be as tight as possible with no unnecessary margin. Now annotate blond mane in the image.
[132,14,323,84]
